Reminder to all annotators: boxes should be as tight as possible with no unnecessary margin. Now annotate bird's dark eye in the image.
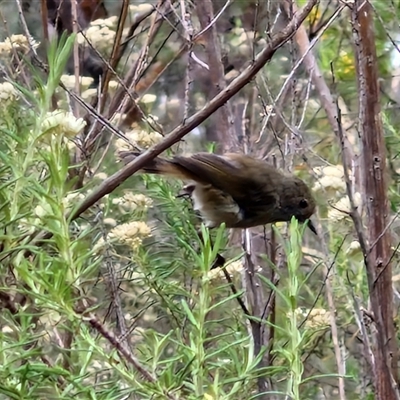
[299,199,308,209]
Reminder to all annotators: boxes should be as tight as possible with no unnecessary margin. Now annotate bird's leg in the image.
[176,185,225,269]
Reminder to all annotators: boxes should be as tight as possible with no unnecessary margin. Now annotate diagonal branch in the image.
[25,0,317,248]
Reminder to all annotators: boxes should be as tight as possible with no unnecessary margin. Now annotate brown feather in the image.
[118,151,316,231]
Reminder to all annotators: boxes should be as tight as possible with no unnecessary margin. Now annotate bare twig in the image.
[258,4,346,145]
[195,0,237,150]
[87,315,178,400]
[99,0,130,112]
[40,0,49,41]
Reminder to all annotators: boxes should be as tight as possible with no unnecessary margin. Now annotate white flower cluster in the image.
[60,75,94,90]
[61,192,85,209]
[294,307,331,328]
[0,34,39,57]
[41,110,86,138]
[129,3,154,18]
[208,260,243,280]
[109,221,152,250]
[112,193,153,213]
[0,82,18,104]
[115,128,163,151]
[327,192,362,222]
[313,164,362,223]
[346,240,362,261]
[313,165,346,195]
[77,16,117,53]
[81,81,119,102]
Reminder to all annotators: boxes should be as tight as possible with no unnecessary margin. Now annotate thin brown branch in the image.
[279,3,350,156]
[195,0,237,151]
[106,0,167,126]
[71,0,81,116]
[22,0,317,251]
[99,0,130,111]
[40,0,49,41]
[86,315,178,400]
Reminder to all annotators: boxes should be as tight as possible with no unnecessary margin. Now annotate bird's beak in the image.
[307,220,318,235]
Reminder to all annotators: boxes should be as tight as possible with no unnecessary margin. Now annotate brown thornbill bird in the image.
[119,151,317,234]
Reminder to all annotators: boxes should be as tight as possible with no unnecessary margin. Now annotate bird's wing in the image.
[173,153,279,210]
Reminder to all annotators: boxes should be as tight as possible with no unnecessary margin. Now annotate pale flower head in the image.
[109,221,152,250]
[5,34,38,53]
[61,75,94,90]
[41,110,86,138]
[35,204,51,218]
[0,82,18,103]
[346,240,363,261]
[328,192,362,222]
[114,137,132,152]
[77,18,116,53]
[104,218,117,227]
[81,88,98,100]
[0,42,12,57]
[208,260,243,280]
[118,128,163,150]
[113,193,153,213]
[141,94,157,104]
[94,172,108,180]
[129,3,154,18]
[313,165,346,195]
[295,308,330,328]
[91,16,118,28]
[62,191,85,209]
[108,80,119,93]
[314,165,344,178]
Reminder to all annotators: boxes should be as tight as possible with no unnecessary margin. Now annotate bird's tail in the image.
[118,151,195,180]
